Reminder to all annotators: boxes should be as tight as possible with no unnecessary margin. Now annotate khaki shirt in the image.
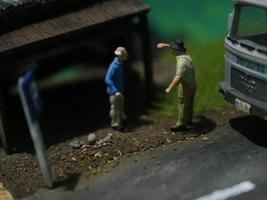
[176,55,196,89]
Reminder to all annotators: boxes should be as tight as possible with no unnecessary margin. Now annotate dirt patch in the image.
[0,106,242,199]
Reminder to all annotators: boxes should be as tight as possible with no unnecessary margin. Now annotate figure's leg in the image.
[121,94,127,121]
[178,89,196,126]
[183,98,192,125]
[176,85,186,127]
[109,95,119,127]
[186,90,196,124]
[117,95,123,128]
[113,94,125,128]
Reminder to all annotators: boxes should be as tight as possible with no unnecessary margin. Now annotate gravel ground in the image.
[0,59,244,199]
[0,106,243,199]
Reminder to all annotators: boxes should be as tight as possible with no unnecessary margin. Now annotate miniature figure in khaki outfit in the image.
[105,47,128,132]
[157,40,197,132]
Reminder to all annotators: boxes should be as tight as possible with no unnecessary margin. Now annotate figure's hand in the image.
[165,87,171,93]
[115,92,122,96]
[157,43,167,48]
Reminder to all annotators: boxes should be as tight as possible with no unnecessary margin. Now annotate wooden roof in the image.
[0,0,149,55]
[0,0,95,12]
[0,0,48,11]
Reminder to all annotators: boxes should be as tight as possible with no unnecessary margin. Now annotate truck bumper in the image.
[219,81,267,120]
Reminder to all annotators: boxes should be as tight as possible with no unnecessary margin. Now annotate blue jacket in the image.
[105,57,124,94]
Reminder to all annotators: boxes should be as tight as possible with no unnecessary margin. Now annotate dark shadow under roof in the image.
[0,0,54,11]
[0,0,149,55]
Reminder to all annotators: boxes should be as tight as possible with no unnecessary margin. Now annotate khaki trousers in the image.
[109,94,125,128]
[176,84,196,127]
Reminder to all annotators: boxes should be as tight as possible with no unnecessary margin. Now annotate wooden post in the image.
[123,27,134,96]
[139,14,153,103]
[0,84,13,154]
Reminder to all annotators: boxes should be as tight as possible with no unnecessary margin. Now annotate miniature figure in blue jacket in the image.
[105,47,128,131]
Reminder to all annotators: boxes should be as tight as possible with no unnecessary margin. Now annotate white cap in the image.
[114,47,127,56]
[114,50,122,56]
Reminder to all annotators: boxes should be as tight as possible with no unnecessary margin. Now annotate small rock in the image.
[71,157,77,162]
[94,152,102,158]
[103,142,108,147]
[103,133,113,143]
[208,141,214,145]
[88,133,97,145]
[96,139,104,146]
[166,138,172,143]
[70,141,82,149]
[140,115,149,120]
[81,144,90,149]
[96,133,113,146]
[202,136,209,141]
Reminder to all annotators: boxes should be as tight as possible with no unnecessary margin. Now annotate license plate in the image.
[235,98,251,113]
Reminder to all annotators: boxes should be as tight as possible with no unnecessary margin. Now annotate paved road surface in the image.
[65,115,267,200]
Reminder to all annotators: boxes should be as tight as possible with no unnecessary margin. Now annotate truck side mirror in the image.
[227,12,233,32]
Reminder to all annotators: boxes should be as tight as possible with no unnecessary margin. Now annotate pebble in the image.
[81,144,90,149]
[103,142,108,147]
[140,115,149,120]
[202,136,209,141]
[103,133,113,143]
[96,139,104,146]
[88,133,97,145]
[96,133,113,146]
[69,141,82,149]
[208,141,214,145]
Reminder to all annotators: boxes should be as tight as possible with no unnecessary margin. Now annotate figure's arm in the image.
[105,67,113,85]
[105,65,123,96]
[157,42,170,49]
[165,75,181,93]
[105,66,117,93]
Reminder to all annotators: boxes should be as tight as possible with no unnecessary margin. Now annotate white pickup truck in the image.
[219,0,267,120]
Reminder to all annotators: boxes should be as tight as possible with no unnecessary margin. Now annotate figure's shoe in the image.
[170,125,192,132]
[112,126,120,131]
[122,119,128,127]
[112,126,129,132]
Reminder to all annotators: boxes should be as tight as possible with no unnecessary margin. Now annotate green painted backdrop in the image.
[142,0,234,114]
[143,0,232,40]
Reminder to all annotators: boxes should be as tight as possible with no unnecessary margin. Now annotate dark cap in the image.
[170,40,186,53]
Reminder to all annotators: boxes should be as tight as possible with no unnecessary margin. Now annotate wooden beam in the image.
[0,19,133,81]
[139,14,153,102]
[0,85,13,154]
